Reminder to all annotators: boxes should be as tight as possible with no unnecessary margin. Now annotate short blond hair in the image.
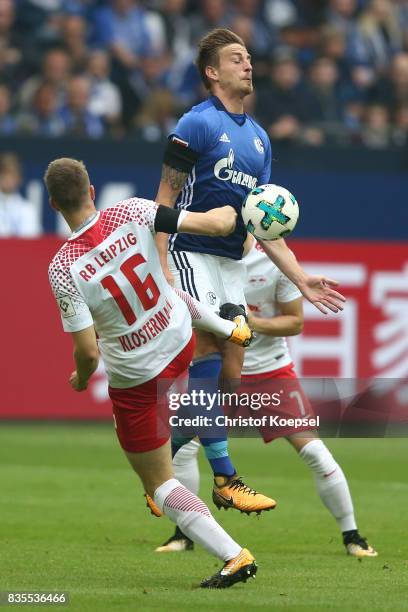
[44,157,90,212]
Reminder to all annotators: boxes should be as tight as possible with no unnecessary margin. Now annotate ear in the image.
[90,184,96,201]
[49,197,59,211]
[205,65,218,84]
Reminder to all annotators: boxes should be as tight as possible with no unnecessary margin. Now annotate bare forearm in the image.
[259,239,306,286]
[179,208,237,237]
[73,349,99,385]
[259,240,346,315]
[249,314,303,337]
[155,231,170,267]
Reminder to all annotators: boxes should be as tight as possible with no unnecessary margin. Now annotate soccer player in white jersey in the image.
[155,28,345,514]
[242,239,377,557]
[157,238,377,557]
[46,157,260,588]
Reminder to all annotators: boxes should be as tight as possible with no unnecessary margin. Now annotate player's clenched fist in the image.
[212,205,237,236]
[69,370,88,392]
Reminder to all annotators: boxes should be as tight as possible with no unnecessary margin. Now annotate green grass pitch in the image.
[0,424,407,611]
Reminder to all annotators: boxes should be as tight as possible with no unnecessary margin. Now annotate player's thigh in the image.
[168,251,221,310]
[168,252,247,363]
[240,365,316,443]
[168,251,222,357]
[194,329,219,358]
[286,431,319,452]
[218,340,245,384]
[217,256,247,381]
[110,340,194,494]
[169,251,247,313]
[218,257,247,311]
[125,440,173,497]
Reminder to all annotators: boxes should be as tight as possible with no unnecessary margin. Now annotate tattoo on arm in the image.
[160,164,188,192]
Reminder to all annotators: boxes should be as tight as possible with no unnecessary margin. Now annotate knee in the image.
[219,345,244,380]
[299,439,336,475]
[194,331,219,358]
[173,440,200,466]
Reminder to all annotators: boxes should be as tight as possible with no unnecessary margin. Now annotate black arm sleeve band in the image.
[163,138,200,173]
[154,205,182,234]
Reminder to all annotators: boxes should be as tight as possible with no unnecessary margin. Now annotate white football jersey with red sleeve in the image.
[49,198,192,388]
[243,241,302,375]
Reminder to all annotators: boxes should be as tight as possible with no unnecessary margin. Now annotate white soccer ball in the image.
[242,183,299,241]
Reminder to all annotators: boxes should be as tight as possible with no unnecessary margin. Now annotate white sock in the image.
[299,439,357,533]
[174,287,235,338]
[173,439,201,496]
[154,478,241,561]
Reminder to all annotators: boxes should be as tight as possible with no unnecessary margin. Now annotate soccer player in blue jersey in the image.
[154,29,345,528]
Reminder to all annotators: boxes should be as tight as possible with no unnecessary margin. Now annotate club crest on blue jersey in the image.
[254,137,264,154]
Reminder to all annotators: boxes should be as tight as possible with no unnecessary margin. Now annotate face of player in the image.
[211,43,253,100]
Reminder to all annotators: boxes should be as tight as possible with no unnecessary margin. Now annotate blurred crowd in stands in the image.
[0,0,408,148]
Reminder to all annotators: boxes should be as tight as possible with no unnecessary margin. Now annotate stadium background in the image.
[1,1,407,609]
[2,138,406,419]
[0,0,407,418]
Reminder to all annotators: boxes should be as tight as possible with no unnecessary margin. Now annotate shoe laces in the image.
[228,477,258,496]
[222,550,244,573]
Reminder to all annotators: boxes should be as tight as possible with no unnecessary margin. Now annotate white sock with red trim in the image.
[299,439,357,532]
[173,439,200,495]
[154,478,241,561]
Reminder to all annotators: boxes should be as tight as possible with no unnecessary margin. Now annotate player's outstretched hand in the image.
[69,370,88,392]
[298,276,346,314]
[208,205,237,236]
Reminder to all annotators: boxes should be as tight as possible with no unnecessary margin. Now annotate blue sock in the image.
[188,354,236,478]
[199,438,235,477]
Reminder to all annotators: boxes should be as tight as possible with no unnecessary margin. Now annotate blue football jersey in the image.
[168,96,272,260]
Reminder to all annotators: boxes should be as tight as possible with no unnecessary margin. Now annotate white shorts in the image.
[168,251,247,313]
